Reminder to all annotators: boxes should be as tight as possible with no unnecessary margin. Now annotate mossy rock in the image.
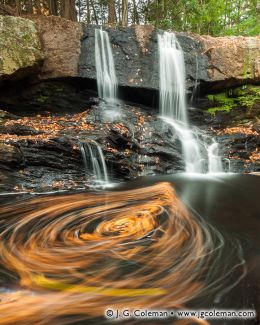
[0,16,43,79]
[207,86,260,117]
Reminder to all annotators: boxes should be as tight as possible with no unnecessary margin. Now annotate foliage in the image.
[235,86,260,110]
[207,86,260,115]
[143,0,260,36]
[207,93,236,115]
[0,0,259,36]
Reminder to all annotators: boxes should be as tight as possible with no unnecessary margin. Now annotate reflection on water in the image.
[0,175,259,324]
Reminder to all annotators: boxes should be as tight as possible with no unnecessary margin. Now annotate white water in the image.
[207,141,223,174]
[80,140,109,187]
[95,29,118,103]
[158,32,187,123]
[158,31,223,174]
[162,117,203,173]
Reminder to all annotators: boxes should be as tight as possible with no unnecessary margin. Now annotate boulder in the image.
[195,35,260,90]
[0,15,42,81]
[31,15,83,79]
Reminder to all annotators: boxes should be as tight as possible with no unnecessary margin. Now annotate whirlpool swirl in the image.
[0,182,245,324]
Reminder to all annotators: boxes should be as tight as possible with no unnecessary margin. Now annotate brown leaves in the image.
[1,111,94,143]
[249,149,260,163]
[113,123,129,136]
[218,126,258,136]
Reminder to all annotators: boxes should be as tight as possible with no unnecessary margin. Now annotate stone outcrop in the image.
[0,99,183,192]
[31,15,83,79]
[195,35,260,89]
[0,15,42,81]
[79,26,208,92]
[79,26,260,92]
[0,15,260,93]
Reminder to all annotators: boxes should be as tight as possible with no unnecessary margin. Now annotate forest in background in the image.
[0,0,259,36]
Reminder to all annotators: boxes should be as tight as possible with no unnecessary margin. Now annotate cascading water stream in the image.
[80,140,109,187]
[207,141,223,174]
[158,31,223,174]
[158,32,187,123]
[162,117,204,173]
[95,29,118,104]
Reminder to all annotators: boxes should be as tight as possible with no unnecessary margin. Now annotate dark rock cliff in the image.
[79,25,209,95]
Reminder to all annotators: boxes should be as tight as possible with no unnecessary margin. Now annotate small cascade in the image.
[207,141,223,174]
[162,117,203,173]
[158,32,187,123]
[158,31,203,173]
[158,31,224,174]
[80,140,109,187]
[95,29,118,103]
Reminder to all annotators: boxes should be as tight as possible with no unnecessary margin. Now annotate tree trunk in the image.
[15,0,21,15]
[48,0,58,16]
[87,0,91,23]
[108,0,115,24]
[78,0,81,21]
[90,0,98,24]
[60,0,77,21]
[121,0,128,26]
[132,0,139,24]
[35,0,41,14]
[117,0,121,23]
[26,0,33,14]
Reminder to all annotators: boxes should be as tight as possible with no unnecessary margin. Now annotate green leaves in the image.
[145,0,259,36]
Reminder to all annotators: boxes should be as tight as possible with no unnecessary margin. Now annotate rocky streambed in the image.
[0,15,259,192]
[0,79,259,193]
[0,90,183,192]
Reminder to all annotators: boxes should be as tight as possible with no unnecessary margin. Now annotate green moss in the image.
[207,106,233,115]
[207,92,236,115]
[53,85,65,92]
[0,16,42,76]
[207,86,260,115]
[36,95,49,103]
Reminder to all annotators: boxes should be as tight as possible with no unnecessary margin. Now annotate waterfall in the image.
[158,31,223,174]
[207,141,223,174]
[80,140,109,186]
[95,29,118,103]
[158,31,203,173]
[162,117,203,173]
[158,32,187,123]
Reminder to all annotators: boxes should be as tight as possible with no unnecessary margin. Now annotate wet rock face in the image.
[196,87,260,173]
[79,26,260,94]
[0,98,183,192]
[79,25,209,92]
[0,79,97,115]
[0,15,259,96]
[0,15,42,81]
